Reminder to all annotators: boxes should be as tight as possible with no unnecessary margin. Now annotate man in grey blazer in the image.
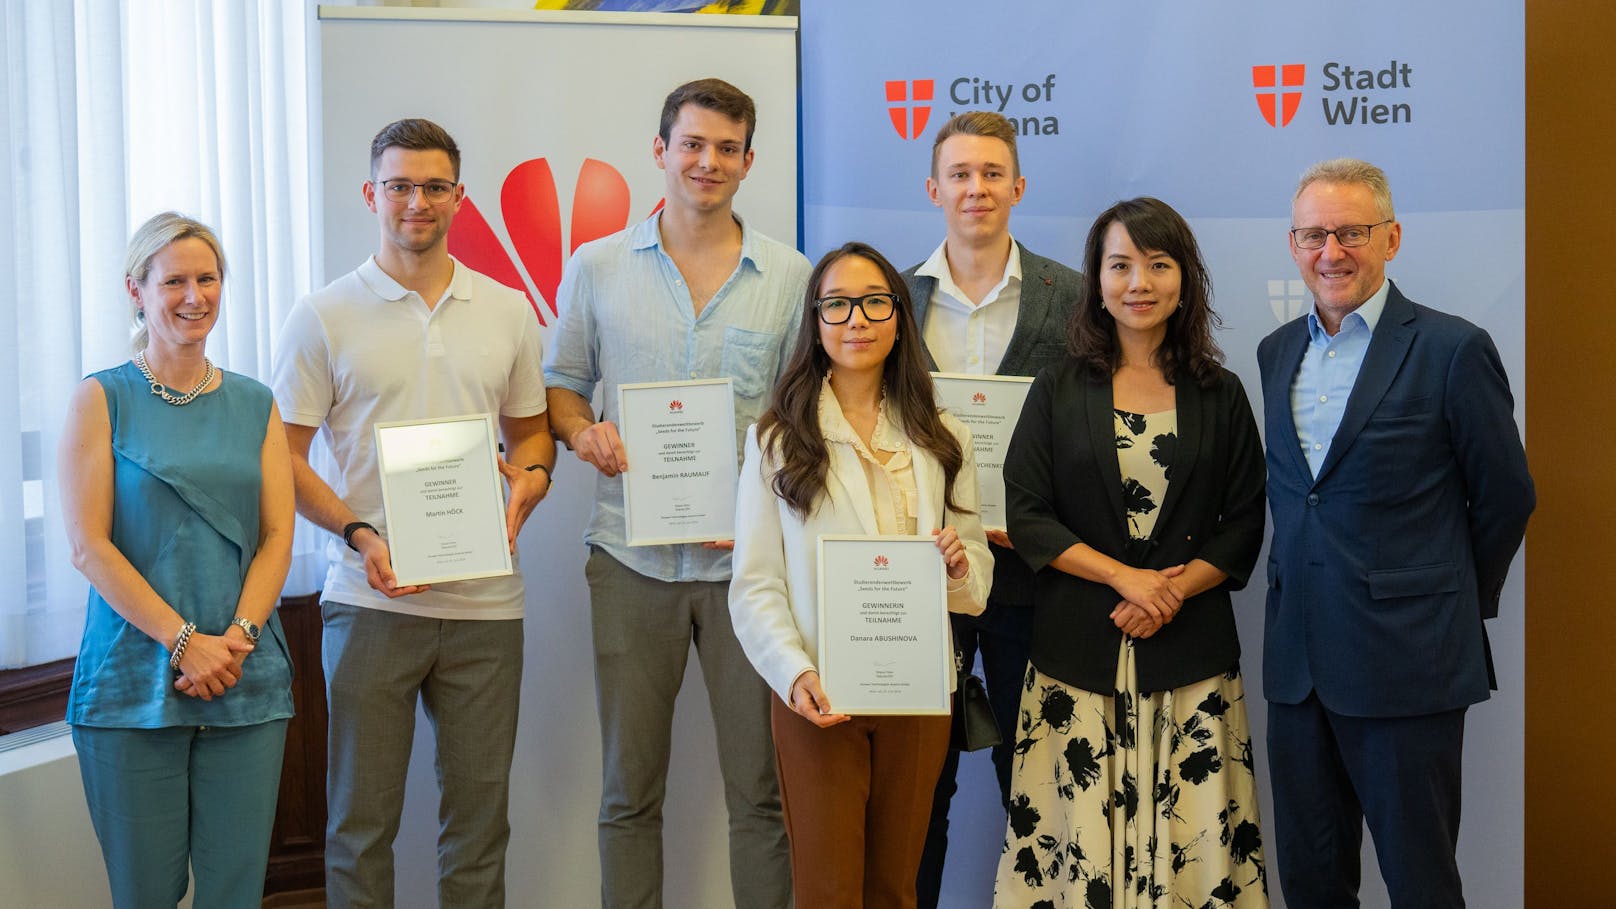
[902,111,1081,909]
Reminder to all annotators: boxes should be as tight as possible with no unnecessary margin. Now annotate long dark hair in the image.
[1068,197,1225,386]
[756,242,967,519]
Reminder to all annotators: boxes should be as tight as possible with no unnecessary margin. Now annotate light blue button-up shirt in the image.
[1290,279,1392,477]
[544,213,811,582]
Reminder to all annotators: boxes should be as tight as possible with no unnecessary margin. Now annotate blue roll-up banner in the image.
[802,2,1525,907]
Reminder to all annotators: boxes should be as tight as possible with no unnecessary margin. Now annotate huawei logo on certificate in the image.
[972,392,987,404]
[668,399,684,413]
[874,555,890,569]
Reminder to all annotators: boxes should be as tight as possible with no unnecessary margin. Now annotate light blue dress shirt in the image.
[1290,279,1392,477]
[544,213,811,582]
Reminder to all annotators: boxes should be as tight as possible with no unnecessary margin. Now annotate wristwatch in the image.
[343,521,377,551]
[231,616,261,642]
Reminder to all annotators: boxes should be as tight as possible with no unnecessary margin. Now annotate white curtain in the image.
[0,0,319,670]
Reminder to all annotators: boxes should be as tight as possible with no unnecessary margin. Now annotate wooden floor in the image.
[263,889,325,908]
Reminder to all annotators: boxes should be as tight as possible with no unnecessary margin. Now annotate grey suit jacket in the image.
[902,243,1082,606]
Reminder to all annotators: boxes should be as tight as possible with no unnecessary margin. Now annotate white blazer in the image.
[728,405,992,702]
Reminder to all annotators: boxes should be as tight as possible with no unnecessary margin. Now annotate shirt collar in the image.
[357,255,474,304]
[915,236,1021,307]
[1306,277,1391,343]
[631,210,764,274]
[817,374,905,453]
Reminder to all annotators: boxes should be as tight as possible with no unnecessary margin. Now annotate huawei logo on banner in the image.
[668,399,684,413]
[971,392,987,405]
[874,555,890,568]
[885,79,934,140]
[1253,64,1306,127]
[447,158,662,326]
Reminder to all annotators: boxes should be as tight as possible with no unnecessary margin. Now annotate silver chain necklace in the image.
[134,352,215,406]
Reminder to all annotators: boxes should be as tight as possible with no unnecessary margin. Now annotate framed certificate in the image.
[816,535,950,715]
[618,378,739,546]
[931,373,1036,531]
[373,413,513,586]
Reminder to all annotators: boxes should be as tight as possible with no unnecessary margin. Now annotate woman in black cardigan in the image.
[992,198,1268,909]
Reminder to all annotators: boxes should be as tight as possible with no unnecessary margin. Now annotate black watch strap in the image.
[524,463,552,481]
[343,521,377,551]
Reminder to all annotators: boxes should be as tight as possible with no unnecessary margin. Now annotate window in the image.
[0,1,318,729]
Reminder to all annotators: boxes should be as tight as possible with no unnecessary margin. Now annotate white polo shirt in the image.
[915,237,1023,375]
[272,256,547,620]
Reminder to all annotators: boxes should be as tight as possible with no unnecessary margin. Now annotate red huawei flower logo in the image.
[874,555,889,568]
[447,157,663,325]
[972,392,987,404]
[669,400,683,412]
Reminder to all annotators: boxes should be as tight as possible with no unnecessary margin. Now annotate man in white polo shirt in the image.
[901,110,1082,909]
[272,118,554,908]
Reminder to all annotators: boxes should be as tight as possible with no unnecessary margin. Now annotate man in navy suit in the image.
[1258,158,1534,908]
[900,111,1081,909]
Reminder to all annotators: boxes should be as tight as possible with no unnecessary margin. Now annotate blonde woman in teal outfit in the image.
[59,212,296,908]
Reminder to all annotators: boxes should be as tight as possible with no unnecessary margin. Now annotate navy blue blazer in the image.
[902,245,1081,607]
[1257,283,1535,717]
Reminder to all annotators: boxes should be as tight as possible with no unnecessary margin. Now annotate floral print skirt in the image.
[992,640,1268,908]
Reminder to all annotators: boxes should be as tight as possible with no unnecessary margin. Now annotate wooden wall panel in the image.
[1523,2,1616,904]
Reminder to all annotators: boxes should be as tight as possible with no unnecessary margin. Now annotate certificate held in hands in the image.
[618,378,738,546]
[373,413,513,587]
[930,373,1035,531]
[816,535,951,715]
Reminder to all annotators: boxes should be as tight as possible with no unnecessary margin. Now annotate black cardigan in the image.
[1004,359,1266,693]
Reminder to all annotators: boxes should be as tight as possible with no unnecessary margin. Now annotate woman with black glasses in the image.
[730,241,992,908]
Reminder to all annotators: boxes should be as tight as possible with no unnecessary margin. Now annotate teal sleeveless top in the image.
[67,361,294,728]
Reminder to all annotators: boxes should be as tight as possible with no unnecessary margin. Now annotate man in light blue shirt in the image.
[544,78,808,909]
[1258,158,1534,909]
[1290,277,1389,476]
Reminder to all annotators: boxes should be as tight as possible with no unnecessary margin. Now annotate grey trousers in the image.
[322,600,523,909]
[585,548,790,909]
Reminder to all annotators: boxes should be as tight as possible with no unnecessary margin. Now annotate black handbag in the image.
[949,649,1002,752]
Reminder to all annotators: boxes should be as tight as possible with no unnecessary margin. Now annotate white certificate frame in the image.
[618,378,739,546]
[373,413,513,587]
[816,534,951,716]
[930,373,1036,531]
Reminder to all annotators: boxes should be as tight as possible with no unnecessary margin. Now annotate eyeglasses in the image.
[814,293,898,324]
[377,179,458,204]
[1290,220,1393,250]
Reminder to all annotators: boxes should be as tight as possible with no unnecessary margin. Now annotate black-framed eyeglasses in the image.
[814,293,899,324]
[1290,219,1393,250]
[377,179,458,204]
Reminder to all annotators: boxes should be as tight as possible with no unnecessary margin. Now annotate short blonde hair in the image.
[930,111,1020,179]
[125,212,226,353]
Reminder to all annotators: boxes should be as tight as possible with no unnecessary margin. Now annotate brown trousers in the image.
[771,696,951,909]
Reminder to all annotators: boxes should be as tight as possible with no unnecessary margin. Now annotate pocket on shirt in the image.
[721,326,779,400]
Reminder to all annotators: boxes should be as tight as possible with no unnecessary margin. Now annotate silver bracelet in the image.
[169,622,197,671]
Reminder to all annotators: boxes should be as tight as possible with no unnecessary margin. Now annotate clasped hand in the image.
[1109,564,1187,639]
[173,627,254,700]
